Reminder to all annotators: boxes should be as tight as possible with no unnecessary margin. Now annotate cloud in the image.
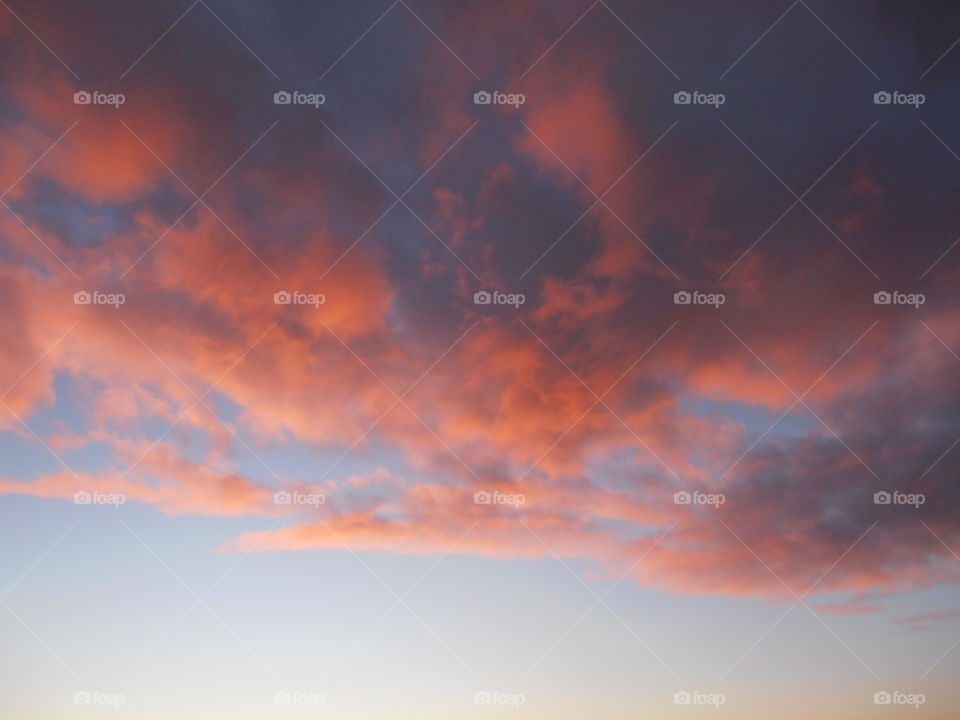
[2,0,960,611]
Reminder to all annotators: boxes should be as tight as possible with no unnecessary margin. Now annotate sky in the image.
[1,0,960,717]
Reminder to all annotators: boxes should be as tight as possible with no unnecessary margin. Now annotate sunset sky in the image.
[1,0,960,717]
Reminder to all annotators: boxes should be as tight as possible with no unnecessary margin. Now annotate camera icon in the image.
[873,291,891,305]
[274,291,292,305]
[73,691,92,705]
[474,691,492,705]
[74,290,91,305]
[474,491,492,505]
[474,290,492,305]
[73,491,92,504]
[673,491,692,505]
[874,491,892,505]
[674,691,692,705]
[873,91,892,105]
[274,691,292,705]
[474,91,492,105]
[273,491,292,505]
[274,91,292,105]
[874,691,892,705]
[73,91,91,105]
[673,91,691,105]
[673,290,691,305]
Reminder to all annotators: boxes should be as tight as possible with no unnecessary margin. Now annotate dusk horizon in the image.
[1,0,960,717]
